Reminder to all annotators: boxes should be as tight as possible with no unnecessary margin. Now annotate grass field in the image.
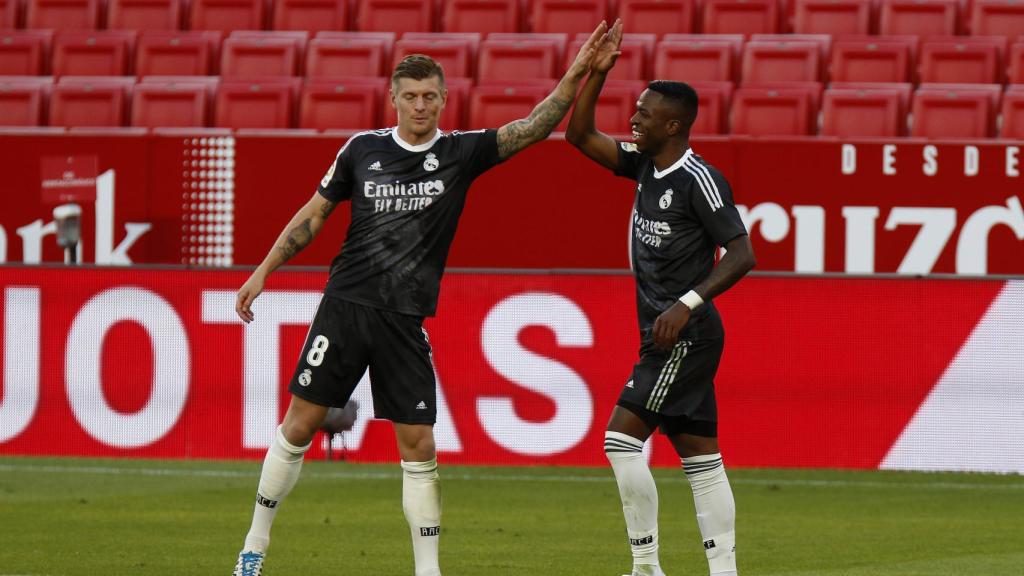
[1,456,1022,575]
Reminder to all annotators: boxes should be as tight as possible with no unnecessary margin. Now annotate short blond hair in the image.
[391,54,446,88]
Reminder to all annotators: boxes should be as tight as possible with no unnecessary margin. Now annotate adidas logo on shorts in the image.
[415,401,428,410]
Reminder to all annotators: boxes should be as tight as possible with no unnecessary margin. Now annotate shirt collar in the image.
[391,127,442,152]
[653,148,693,179]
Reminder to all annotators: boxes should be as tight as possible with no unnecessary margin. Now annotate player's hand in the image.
[566,20,609,80]
[592,19,623,74]
[236,272,266,324]
[653,302,691,350]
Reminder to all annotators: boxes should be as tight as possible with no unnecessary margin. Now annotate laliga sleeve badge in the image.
[423,152,439,171]
[659,189,673,209]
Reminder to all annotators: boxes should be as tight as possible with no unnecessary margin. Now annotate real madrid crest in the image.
[659,189,673,209]
[423,152,439,172]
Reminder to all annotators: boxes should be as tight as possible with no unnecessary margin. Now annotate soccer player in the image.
[229,23,612,576]
[566,21,756,576]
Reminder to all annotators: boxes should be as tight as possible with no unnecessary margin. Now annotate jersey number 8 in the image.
[306,335,329,367]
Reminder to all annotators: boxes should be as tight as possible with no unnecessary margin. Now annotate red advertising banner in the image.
[0,132,1021,274]
[1,267,1021,473]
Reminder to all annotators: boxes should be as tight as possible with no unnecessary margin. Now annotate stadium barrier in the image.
[0,132,1021,274]
[1,267,1021,473]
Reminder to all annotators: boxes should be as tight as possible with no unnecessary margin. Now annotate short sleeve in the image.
[614,141,645,180]
[690,166,748,247]
[455,129,503,179]
[317,138,357,202]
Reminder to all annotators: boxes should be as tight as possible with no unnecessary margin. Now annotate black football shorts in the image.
[288,295,437,425]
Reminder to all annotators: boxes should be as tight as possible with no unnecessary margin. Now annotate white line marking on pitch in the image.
[0,463,1022,492]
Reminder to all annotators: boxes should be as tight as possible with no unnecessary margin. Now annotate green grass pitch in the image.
[1,456,1022,575]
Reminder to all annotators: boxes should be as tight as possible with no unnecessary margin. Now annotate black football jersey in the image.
[317,127,503,317]
[615,143,748,336]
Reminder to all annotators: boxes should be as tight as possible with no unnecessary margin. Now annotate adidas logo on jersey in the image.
[415,401,428,410]
[368,161,382,171]
[625,380,635,389]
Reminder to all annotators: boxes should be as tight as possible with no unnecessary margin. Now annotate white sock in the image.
[402,459,442,576]
[683,453,737,575]
[605,431,661,569]
[242,426,310,553]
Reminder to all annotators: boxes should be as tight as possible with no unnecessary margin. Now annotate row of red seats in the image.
[2,0,1023,36]
[2,75,1022,139]
[5,29,1024,85]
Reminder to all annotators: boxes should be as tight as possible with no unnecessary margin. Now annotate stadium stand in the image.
[911,83,1002,138]
[1,0,18,28]
[49,76,134,127]
[918,36,1006,85]
[355,0,435,33]
[822,84,911,137]
[52,31,137,77]
[701,0,780,35]
[469,80,555,127]
[477,36,562,82]
[442,0,521,34]
[0,77,50,127]
[688,80,733,135]
[106,0,183,30]
[1010,41,1024,84]
[26,0,101,29]
[392,35,477,78]
[189,0,265,33]
[654,35,743,83]
[969,0,1024,37]
[135,31,221,76]
[566,33,653,82]
[730,82,821,136]
[220,32,307,77]
[529,0,609,35]
[299,77,386,130]
[272,0,349,33]
[131,78,210,127]
[1001,85,1024,138]
[617,0,695,38]
[556,79,643,134]
[741,39,823,83]
[792,0,872,35]
[879,0,960,36]
[829,36,917,83]
[0,30,53,76]
[214,77,300,129]
[305,32,394,79]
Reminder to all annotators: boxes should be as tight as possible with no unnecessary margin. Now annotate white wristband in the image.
[679,290,704,311]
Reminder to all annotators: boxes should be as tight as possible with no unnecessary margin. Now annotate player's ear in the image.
[666,119,682,136]
[440,88,448,109]
[389,86,397,109]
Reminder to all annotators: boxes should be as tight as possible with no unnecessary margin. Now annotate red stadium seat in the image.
[830,36,917,83]
[557,79,643,134]
[469,80,555,127]
[792,0,871,35]
[741,39,822,83]
[919,37,1006,85]
[1000,86,1024,138]
[730,83,820,136]
[830,80,912,110]
[0,77,50,127]
[749,33,831,60]
[305,33,394,79]
[273,0,349,33]
[215,77,300,129]
[107,0,182,30]
[617,0,695,38]
[392,37,476,78]
[0,0,18,28]
[220,32,307,77]
[477,38,561,82]
[189,0,265,33]
[530,0,608,35]
[1010,42,1024,84]
[688,80,732,135]
[355,0,435,33]
[136,31,221,76]
[299,77,386,130]
[50,77,134,128]
[131,79,210,127]
[382,76,471,129]
[565,33,653,82]
[654,35,743,83]
[702,0,780,35]
[52,31,137,78]
[0,30,53,76]
[442,0,520,34]
[970,0,1024,37]
[822,85,910,137]
[26,0,100,28]
[879,0,959,37]
[911,83,1001,138]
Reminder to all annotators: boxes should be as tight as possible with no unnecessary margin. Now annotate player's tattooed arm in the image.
[495,21,609,160]
[236,193,338,323]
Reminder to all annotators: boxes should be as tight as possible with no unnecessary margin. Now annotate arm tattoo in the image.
[497,94,573,159]
[319,199,338,219]
[276,218,313,262]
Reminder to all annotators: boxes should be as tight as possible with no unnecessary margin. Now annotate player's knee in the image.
[604,430,644,461]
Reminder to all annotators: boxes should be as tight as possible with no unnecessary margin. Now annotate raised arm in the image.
[565,19,623,171]
[235,191,339,323]
[495,21,608,160]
